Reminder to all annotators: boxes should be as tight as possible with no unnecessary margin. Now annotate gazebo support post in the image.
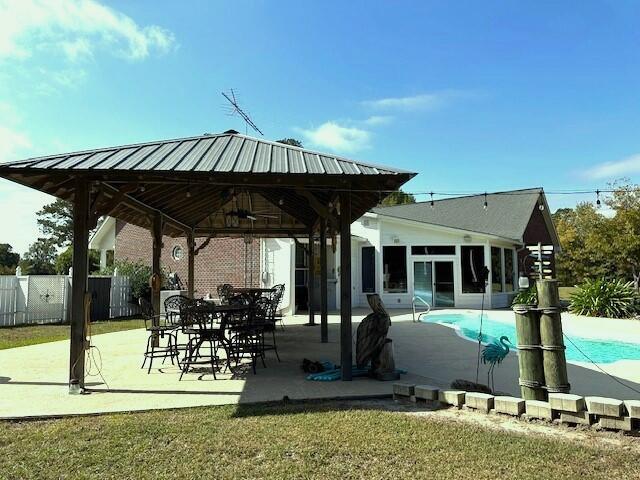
[339,192,352,380]
[307,229,316,326]
[69,178,90,394]
[320,218,328,343]
[151,212,163,345]
[187,231,195,298]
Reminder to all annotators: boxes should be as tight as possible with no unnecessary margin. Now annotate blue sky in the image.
[1,0,639,254]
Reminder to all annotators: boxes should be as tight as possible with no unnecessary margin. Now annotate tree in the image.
[36,199,73,248]
[0,244,20,274]
[605,181,640,289]
[379,189,416,207]
[19,238,57,274]
[552,181,640,289]
[276,138,303,148]
[54,247,101,275]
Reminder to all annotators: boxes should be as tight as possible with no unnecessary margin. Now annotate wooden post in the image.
[307,229,316,326]
[339,192,352,380]
[187,231,195,298]
[69,178,90,394]
[537,279,570,393]
[513,304,546,400]
[320,217,328,343]
[151,212,163,345]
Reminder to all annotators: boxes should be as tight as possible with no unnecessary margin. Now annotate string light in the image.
[483,192,488,210]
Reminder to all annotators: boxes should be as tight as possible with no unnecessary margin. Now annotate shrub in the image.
[511,286,537,306]
[569,278,640,318]
[100,259,166,301]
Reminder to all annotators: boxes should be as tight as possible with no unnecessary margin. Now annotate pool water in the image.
[420,312,640,364]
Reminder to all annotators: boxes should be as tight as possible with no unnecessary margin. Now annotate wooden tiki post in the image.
[339,191,352,380]
[513,304,546,400]
[320,217,329,343]
[151,212,163,346]
[307,229,316,325]
[69,178,90,394]
[537,279,570,393]
[187,231,195,298]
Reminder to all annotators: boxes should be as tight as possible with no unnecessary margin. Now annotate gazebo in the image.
[0,130,415,390]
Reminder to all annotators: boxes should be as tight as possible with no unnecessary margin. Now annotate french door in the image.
[413,261,455,307]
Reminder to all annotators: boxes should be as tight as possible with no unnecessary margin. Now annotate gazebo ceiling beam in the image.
[193,227,308,236]
[100,182,191,233]
[258,190,314,227]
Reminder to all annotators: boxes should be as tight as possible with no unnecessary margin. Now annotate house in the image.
[90,188,559,313]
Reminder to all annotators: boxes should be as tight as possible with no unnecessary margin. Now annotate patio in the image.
[2,309,639,419]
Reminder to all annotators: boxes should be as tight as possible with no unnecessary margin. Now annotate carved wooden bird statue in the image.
[356,294,391,369]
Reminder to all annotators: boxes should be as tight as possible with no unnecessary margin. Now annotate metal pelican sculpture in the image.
[481,335,512,392]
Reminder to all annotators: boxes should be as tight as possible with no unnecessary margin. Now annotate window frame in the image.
[382,245,408,294]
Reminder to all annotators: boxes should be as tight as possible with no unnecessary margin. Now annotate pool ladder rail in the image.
[412,296,431,322]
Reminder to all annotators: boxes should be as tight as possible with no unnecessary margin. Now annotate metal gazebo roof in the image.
[0,130,416,237]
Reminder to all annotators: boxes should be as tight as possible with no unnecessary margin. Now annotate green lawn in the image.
[0,402,635,479]
[0,318,144,350]
[559,286,577,301]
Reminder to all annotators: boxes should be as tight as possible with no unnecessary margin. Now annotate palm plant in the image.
[569,278,640,318]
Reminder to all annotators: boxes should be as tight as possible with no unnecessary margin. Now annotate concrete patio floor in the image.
[1,309,639,419]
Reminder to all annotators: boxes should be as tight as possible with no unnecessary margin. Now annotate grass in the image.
[0,402,636,479]
[559,286,577,301]
[0,318,144,350]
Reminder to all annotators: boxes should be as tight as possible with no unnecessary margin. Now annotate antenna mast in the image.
[221,89,263,135]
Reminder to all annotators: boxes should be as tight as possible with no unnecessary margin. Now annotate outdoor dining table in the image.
[231,287,275,304]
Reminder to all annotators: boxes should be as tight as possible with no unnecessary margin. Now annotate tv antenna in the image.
[221,89,263,136]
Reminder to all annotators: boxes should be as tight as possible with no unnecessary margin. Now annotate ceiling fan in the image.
[224,208,279,222]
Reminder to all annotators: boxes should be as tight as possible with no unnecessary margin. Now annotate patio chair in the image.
[217,283,234,304]
[164,294,195,360]
[226,298,267,374]
[139,297,180,374]
[179,303,225,381]
[270,284,286,330]
[257,295,281,362]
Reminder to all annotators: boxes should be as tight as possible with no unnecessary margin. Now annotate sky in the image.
[0,0,639,255]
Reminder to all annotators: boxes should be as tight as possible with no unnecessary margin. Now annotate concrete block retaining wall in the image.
[393,383,640,434]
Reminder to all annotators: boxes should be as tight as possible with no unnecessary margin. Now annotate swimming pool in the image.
[420,312,640,364]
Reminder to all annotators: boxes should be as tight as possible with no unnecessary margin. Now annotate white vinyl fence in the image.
[0,275,137,327]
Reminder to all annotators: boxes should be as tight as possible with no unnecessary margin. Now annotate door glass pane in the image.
[413,261,433,306]
[434,261,455,307]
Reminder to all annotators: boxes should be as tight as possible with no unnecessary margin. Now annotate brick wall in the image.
[114,220,260,297]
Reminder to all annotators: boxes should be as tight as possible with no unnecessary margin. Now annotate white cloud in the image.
[0,0,175,61]
[0,179,54,255]
[0,125,31,163]
[362,90,475,112]
[363,115,393,126]
[584,154,640,179]
[298,121,371,153]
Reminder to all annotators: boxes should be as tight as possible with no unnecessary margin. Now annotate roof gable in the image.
[372,188,557,244]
